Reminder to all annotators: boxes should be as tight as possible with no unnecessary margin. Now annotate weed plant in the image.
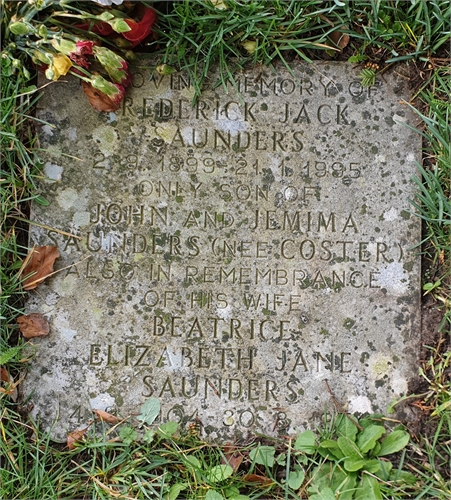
[1,1,450,499]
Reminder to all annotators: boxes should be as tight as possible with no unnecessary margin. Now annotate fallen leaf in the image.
[329,27,349,50]
[0,367,10,382]
[222,443,244,472]
[17,313,50,339]
[67,427,88,450]
[244,473,274,485]
[82,80,121,112]
[93,409,121,424]
[22,246,60,290]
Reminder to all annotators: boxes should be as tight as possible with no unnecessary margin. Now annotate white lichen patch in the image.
[383,207,398,221]
[44,162,63,181]
[377,262,408,294]
[348,395,373,414]
[57,187,79,210]
[89,392,116,412]
[72,211,91,227]
[92,125,120,156]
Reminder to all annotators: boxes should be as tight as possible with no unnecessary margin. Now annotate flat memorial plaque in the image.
[25,62,421,441]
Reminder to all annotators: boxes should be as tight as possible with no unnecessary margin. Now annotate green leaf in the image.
[389,470,417,485]
[9,21,33,35]
[119,425,138,445]
[317,439,344,460]
[354,474,382,500]
[343,458,367,471]
[137,397,160,425]
[228,496,251,500]
[158,421,178,437]
[331,470,357,500]
[34,195,50,206]
[362,459,382,474]
[288,469,305,489]
[337,436,362,460]
[356,425,385,454]
[99,12,115,22]
[378,430,409,456]
[294,430,316,454]
[374,460,392,479]
[309,487,336,500]
[224,486,239,498]
[165,483,187,500]
[205,490,223,500]
[185,455,201,469]
[143,429,155,444]
[207,465,233,483]
[109,18,131,34]
[336,415,359,441]
[249,445,275,467]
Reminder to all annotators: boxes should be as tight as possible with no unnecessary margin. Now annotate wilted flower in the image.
[82,75,125,112]
[52,38,96,69]
[122,6,157,47]
[45,54,72,80]
[93,46,131,87]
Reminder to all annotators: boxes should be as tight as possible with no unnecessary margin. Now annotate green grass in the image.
[1,0,450,498]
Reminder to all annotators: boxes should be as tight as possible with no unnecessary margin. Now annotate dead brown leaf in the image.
[67,427,88,450]
[222,443,244,472]
[244,473,274,485]
[82,81,121,112]
[329,27,350,50]
[17,313,50,339]
[22,246,60,290]
[93,409,121,424]
[0,367,10,383]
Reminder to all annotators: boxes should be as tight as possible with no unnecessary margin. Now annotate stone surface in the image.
[24,62,421,441]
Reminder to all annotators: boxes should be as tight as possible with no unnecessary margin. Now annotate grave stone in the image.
[24,61,421,441]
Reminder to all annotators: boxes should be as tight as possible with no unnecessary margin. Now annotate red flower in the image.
[122,7,157,47]
[75,40,96,55]
[68,41,96,68]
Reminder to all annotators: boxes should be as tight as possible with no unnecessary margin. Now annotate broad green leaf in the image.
[288,469,305,489]
[378,430,409,456]
[356,425,385,454]
[336,414,358,441]
[309,464,333,492]
[337,436,362,460]
[224,485,240,498]
[249,445,275,467]
[158,421,178,437]
[343,458,367,471]
[119,425,138,445]
[354,475,382,500]
[207,465,233,483]
[375,460,392,479]
[276,452,286,465]
[362,459,382,474]
[309,487,336,500]
[205,490,223,500]
[318,439,344,460]
[331,470,357,500]
[185,455,201,469]
[137,397,160,425]
[228,496,251,500]
[294,430,316,454]
[389,470,417,485]
[143,429,155,444]
[165,483,187,500]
